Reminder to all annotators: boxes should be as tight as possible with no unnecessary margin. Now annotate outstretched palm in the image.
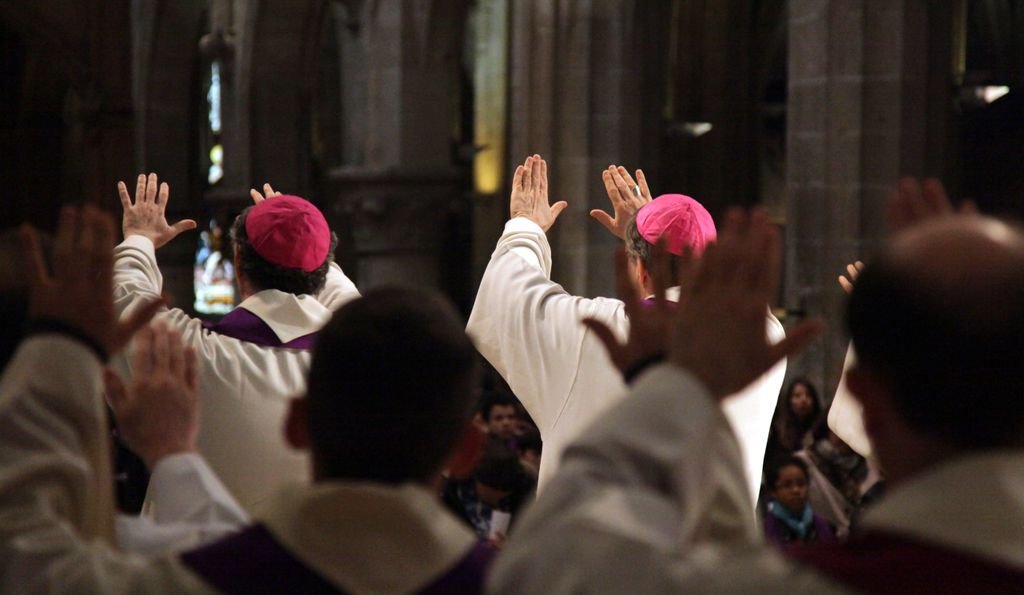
[118,173,197,249]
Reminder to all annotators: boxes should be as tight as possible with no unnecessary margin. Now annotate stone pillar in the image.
[325,0,473,305]
[785,0,953,396]
[503,0,652,298]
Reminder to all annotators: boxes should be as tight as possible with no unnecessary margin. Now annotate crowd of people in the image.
[0,153,1022,593]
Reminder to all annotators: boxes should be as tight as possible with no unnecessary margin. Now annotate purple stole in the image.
[203,307,317,349]
[180,523,495,595]
[784,529,1024,593]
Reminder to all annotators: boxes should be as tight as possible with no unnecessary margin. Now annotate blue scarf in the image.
[769,500,814,538]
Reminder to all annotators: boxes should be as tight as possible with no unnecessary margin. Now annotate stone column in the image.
[325,0,474,305]
[785,0,953,396]
[503,0,652,298]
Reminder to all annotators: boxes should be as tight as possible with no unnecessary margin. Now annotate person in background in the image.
[442,440,534,548]
[481,391,519,444]
[762,457,836,547]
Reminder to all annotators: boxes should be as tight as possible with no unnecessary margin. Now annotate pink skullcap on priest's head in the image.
[245,195,331,272]
[635,194,716,256]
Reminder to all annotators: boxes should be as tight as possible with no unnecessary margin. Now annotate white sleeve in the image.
[488,364,842,595]
[116,453,250,556]
[467,218,626,432]
[316,261,361,311]
[113,235,166,320]
[720,312,788,506]
[827,345,873,458]
[0,336,212,593]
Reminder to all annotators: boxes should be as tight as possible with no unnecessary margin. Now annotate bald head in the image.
[847,216,1024,450]
[887,217,1024,321]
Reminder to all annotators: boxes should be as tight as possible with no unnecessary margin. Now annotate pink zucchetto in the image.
[245,195,331,272]
[635,194,717,256]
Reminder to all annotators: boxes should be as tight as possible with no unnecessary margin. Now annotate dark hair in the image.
[766,455,809,488]
[305,286,480,483]
[517,427,542,455]
[624,216,685,279]
[480,390,517,422]
[475,440,528,492]
[230,207,338,295]
[847,255,1024,449]
[774,378,827,451]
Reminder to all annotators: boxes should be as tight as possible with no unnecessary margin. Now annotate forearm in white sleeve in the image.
[0,336,213,592]
[467,217,625,432]
[116,453,251,555]
[113,235,166,319]
[316,261,361,311]
[828,345,873,458]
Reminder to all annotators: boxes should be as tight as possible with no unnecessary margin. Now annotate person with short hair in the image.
[468,155,786,507]
[112,176,360,511]
[0,205,492,593]
[481,391,519,442]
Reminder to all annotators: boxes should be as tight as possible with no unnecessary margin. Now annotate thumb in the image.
[589,210,616,233]
[767,319,825,364]
[171,219,198,235]
[550,201,569,222]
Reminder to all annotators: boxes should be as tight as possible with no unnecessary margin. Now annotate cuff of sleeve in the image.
[120,234,157,253]
[149,452,246,524]
[504,217,545,235]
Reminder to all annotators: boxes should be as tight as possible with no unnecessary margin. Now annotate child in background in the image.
[763,456,836,546]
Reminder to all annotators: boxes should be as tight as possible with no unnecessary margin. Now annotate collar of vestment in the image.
[860,448,1024,568]
[203,289,331,348]
[258,481,478,595]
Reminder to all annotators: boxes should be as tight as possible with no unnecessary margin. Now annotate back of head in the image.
[230,195,337,295]
[847,216,1024,450]
[306,286,480,484]
[626,194,717,273]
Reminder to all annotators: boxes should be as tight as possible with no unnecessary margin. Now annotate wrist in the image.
[122,228,161,247]
[139,443,197,470]
[622,352,666,384]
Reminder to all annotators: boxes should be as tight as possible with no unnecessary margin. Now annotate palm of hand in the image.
[119,173,196,249]
[509,155,567,232]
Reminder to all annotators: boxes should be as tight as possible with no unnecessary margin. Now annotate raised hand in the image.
[118,173,197,249]
[21,205,163,359]
[668,209,823,399]
[837,260,864,294]
[583,241,685,380]
[105,322,199,469]
[509,154,568,232]
[886,177,977,233]
[249,182,283,204]
[590,165,653,239]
